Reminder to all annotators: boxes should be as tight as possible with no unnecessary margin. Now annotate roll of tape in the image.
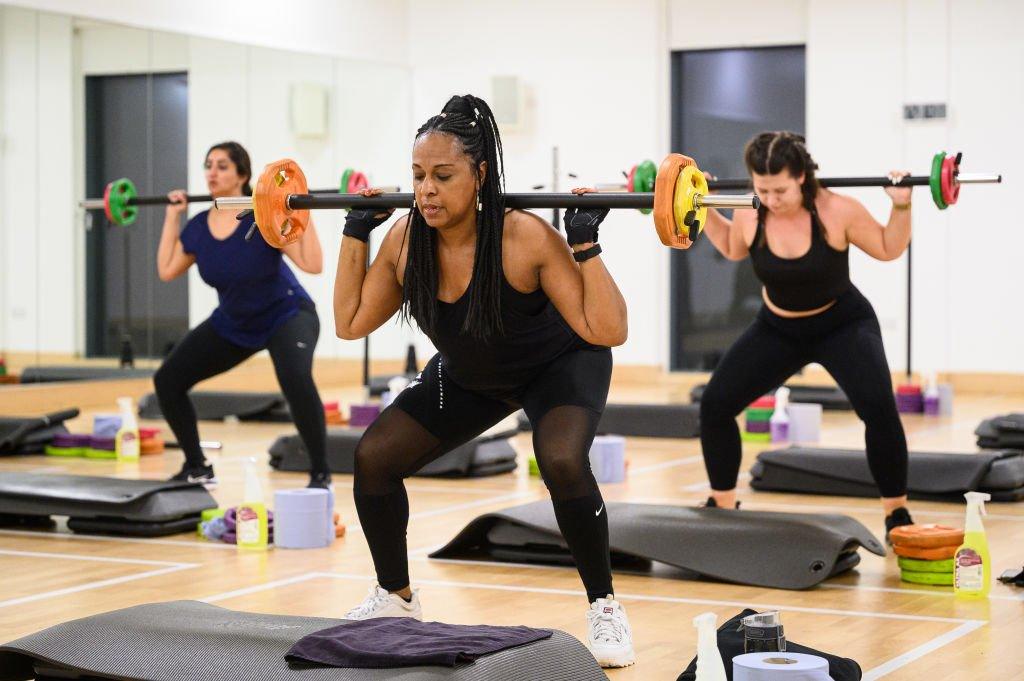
[733,652,830,680]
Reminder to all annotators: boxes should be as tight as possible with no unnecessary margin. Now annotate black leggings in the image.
[700,286,908,498]
[154,306,327,474]
[353,348,614,602]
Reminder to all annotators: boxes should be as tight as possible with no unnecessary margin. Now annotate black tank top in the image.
[749,208,851,312]
[421,273,588,398]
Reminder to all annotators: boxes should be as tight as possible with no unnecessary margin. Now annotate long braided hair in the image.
[400,95,506,340]
[744,131,823,243]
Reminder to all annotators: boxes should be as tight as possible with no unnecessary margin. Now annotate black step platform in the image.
[0,473,217,536]
[751,446,1024,501]
[270,427,519,478]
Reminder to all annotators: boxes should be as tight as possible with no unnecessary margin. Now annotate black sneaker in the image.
[700,496,741,509]
[307,471,333,489]
[884,507,914,545]
[170,463,217,489]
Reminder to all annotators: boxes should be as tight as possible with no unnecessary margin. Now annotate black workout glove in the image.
[563,205,609,247]
[342,208,392,242]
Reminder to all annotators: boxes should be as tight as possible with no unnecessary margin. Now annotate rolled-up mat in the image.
[691,384,852,411]
[0,601,607,681]
[274,488,334,549]
[733,652,831,680]
[432,501,884,590]
[750,446,1024,501]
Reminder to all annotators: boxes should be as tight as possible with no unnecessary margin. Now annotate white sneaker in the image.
[344,585,422,621]
[586,595,636,668]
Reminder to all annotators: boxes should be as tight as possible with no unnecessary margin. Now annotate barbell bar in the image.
[212,154,760,250]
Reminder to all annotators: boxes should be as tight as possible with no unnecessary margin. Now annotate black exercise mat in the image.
[0,601,606,681]
[0,473,216,523]
[676,609,862,681]
[432,501,884,590]
[18,366,154,383]
[269,427,519,477]
[0,410,76,456]
[750,447,1024,501]
[516,403,701,439]
[138,390,290,422]
[690,383,853,411]
[975,413,1024,449]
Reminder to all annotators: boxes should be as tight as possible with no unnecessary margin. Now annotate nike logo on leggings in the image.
[595,504,605,517]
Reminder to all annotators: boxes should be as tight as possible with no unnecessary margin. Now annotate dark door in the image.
[669,46,805,370]
[85,72,189,359]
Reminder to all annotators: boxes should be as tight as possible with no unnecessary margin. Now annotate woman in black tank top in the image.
[330,95,636,668]
[697,131,916,536]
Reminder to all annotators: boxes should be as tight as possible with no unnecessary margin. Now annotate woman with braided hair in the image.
[332,95,635,668]
[697,131,916,538]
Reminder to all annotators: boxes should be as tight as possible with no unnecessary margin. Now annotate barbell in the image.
[212,154,759,250]
[78,168,398,226]
[598,151,1001,211]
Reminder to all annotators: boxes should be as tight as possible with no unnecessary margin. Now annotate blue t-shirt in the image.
[180,210,313,348]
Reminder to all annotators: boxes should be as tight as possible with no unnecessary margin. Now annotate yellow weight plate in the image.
[673,165,708,239]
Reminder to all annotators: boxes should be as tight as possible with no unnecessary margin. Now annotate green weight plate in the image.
[900,569,953,586]
[740,431,771,443]
[930,152,948,210]
[744,407,774,420]
[634,160,657,215]
[340,168,353,194]
[898,556,954,573]
[106,178,138,226]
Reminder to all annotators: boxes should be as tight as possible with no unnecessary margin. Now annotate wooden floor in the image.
[1,376,1023,680]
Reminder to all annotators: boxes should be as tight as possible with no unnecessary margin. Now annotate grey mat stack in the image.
[975,413,1024,449]
[270,427,519,478]
[19,366,154,383]
[517,403,700,439]
[690,383,853,411]
[432,501,884,590]
[0,601,607,681]
[750,447,1024,501]
[138,391,291,422]
[0,473,217,536]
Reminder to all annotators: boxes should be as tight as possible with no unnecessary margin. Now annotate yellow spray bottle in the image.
[236,458,269,552]
[954,491,991,598]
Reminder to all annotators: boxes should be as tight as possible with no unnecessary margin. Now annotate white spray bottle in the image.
[954,492,991,598]
[693,612,727,681]
[770,386,791,443]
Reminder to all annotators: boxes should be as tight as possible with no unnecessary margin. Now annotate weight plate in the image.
[930,151,948,210]
[347,170,369,193]
[653,153,693,250]
[253,159,310,248]
[634,160,657,215]
[106,178,138,226]
[673,164,708,240]
[626,165,637,194]
[941,153,960,206]
[340,168,353,194]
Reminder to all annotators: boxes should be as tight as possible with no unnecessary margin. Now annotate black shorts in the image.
[391,347,612,450]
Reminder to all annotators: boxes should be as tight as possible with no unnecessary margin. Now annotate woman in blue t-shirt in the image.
[154,141,330,489]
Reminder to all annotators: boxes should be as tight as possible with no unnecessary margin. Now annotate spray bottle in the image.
[114,397,140,462]
[770,387,790,443]
[236,458,269,551]
[693,612,727,681]
[954,492,991,598]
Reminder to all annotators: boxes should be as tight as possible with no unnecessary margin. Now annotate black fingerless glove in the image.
[342,208,391,242]
[563,206,609,247]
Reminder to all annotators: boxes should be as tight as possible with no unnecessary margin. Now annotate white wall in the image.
[4,0,409,65]
[0,7,74,354]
